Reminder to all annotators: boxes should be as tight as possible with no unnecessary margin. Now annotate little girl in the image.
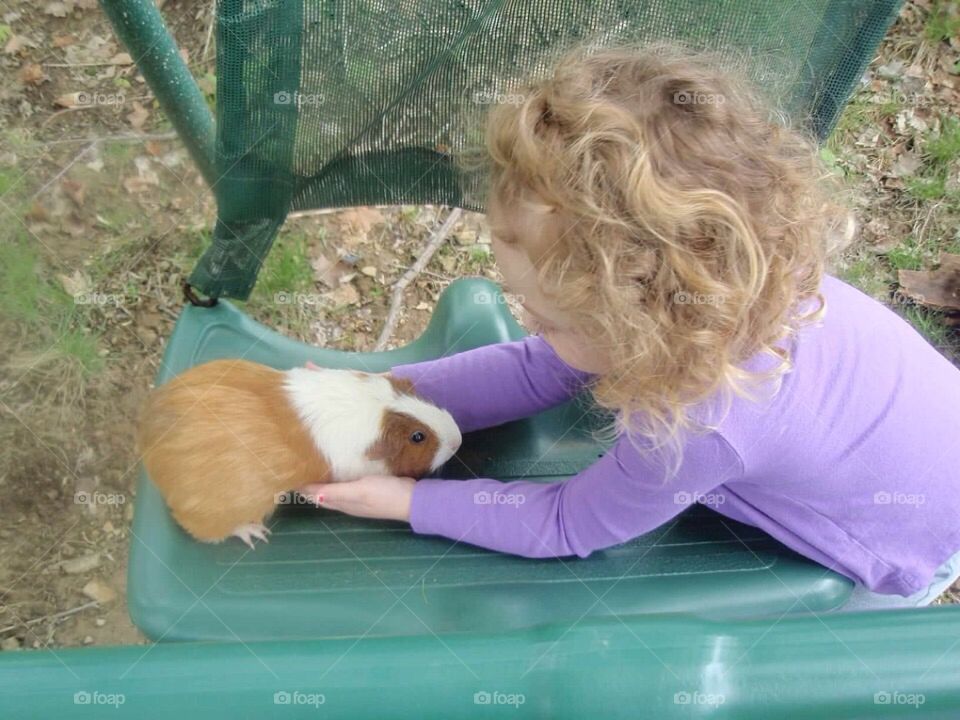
[300,44,960,609]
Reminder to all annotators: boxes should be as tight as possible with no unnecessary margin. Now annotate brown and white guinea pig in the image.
[135,359,461,549]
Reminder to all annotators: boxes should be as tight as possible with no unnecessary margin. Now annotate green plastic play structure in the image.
[3,0,960,717]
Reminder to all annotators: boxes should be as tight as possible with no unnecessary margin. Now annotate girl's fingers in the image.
[297,481,371,515]
[295,476,412,521]
[297,483,333,506]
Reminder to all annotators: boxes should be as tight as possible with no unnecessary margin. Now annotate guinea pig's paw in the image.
[231,522,272,550]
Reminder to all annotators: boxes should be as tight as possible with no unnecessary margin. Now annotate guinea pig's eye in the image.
[410,430,426,444]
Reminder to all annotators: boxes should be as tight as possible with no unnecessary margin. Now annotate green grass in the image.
[906,175,948,201]
[885,238,927,271]
[253,232,314,298]
[0,127,34,158]
[466,243,493,270]
[826,94,876,155]
[0,167,18,198]
[925,0,960,43]
[945,233,960,255]
[0,236,103,379]
[171,227,211,273]
[906,115,960,204]
[54,328,104,375]
[900,305,951,349]
[924,115,960,166]
[838,255,889,299]
[0,237,46,323]
[101,142,136,165]
[240,231,317,336]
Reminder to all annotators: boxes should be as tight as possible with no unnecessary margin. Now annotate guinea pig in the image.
[136,358,462,549]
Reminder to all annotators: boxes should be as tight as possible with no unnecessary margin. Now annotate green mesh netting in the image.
[189,0,902,300]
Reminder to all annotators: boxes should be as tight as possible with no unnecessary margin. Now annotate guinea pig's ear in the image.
[385,374,416,397]
[366,410,439,478]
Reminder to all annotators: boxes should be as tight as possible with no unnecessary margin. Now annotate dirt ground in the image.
[0,0,958,650]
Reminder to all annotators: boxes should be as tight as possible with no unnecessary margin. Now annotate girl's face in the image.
[487,195,610,375]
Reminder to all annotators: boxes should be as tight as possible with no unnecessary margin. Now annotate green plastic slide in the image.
[126,278,852,643]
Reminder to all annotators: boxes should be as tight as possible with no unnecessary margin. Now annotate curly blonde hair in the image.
[461,41,854,473]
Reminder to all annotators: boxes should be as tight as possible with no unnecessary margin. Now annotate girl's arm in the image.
[407,427,744,558]
[388,334,596,433]
[300,427,743,558]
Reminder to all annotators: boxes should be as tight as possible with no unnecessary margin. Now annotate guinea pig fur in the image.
[136,359,462,548]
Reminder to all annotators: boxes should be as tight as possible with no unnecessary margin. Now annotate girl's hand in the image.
[297,475,416,522]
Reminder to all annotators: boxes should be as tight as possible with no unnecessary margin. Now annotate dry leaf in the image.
[52,34,75,48]
[123,157,160,194]
[60,553,100,575]
[19,62,47,86]
[326,282,359,307]
[4,35,26,55]
[337,207,384,234]
[25,201,48,223]
[127,100,149,130]
[44,1,71,17]
[81,579,116,604]
[62,178,86,206]
[56,269,90,298]
[891,152,922,178]
[311,254,354,288]
[63,218,87,238]
[54,91,84,109]
[109,52,132,65]
[876,60,905,81]
[897,254,960,311]
[144,140,164,157]
[122,176,153,193]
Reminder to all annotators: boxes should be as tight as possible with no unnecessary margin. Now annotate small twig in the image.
[0,600,99,635]
[40,96,154,129]
[37,131,179,147]
[201,0,217,62]
[388,261,450,283]
[287,208,341,219]
[40,106,100,128]
[42,61,131,68]
[159,305,181,322]
[27,141,98,203]
[374,207,462,351]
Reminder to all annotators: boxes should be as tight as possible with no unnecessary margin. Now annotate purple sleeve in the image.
[389,334,595,433]
[408,429,744,558]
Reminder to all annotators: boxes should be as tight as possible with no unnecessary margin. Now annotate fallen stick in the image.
[374,207,463,351]
[201,0,217,62]
[0,600,99,635]
[38,131,179,147]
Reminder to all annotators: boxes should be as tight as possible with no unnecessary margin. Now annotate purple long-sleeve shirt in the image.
[390,274,960,596]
